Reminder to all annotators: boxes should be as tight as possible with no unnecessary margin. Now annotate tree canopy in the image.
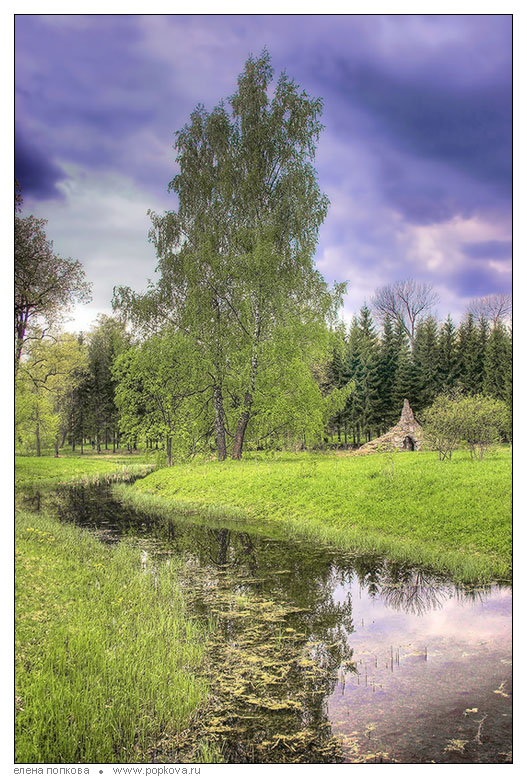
[114,50,344,459]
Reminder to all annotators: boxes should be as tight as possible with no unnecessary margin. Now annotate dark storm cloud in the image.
[462,240,512,260]
[14,14,512,322]
[341,63,511,189]
[451,263,511,297]
[15,15,177,194]
[15,125,66,199]
[320,59,511,230]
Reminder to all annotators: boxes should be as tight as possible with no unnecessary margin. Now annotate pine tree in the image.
[472,315,490,390]
[455,313,479,393]
[355,305,382,439]
[393,336,415,413]
[483,320,511,403]
[343,317,362,445]
[412,317,440,411]
[437,315,457,389]
[378,315,399,429]
[326,327,348,443]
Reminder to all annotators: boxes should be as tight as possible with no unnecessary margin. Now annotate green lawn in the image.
[15,451,154,489]
[119,448,512,583]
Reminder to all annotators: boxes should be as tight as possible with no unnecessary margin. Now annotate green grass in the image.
[15,509,218,764]
[119,448,512,583]
[15,451,155,490]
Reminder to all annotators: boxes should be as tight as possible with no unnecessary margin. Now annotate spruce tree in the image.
[412,317,440,411]
[378,315,399,429]
[455,313,479,393]
[393,336,416,414]
[483,320,511,403]
[355,305,382,440]
[438,315,457,390]
[343,317,363,445]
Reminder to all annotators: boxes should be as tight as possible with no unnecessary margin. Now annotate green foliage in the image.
[114,51,339,459]
[437,315,458,389]
[412,317,440,411]
[113,331,213,463]
[15,333,88,456]
[459,394,510,458]
[421,393,464,460]
[484,321,512,404]
[423,392,510,460]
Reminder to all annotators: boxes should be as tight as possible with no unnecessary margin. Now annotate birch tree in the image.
[114,50,341,459]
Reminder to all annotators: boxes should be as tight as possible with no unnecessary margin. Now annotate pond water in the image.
[20,483,512,764]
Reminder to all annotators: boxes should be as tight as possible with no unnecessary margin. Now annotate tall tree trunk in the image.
[15,310,29,366]
[166,435,173,467]
[232,316,260,460]
[96,432,101,453]
[112,431,116,453]
[213,384,227,461]
[232,390,252,460]
[54,438,59,458]
[35,421,41,457]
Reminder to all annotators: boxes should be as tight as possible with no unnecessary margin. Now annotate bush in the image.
[422,393,509,460]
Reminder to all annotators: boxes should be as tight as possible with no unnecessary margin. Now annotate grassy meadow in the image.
[15,450,155,490]
[118,448,512,583]
[15,452,220,764]
[15,508,218,763]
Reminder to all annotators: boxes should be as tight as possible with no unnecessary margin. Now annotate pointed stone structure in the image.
[356,399,423,454]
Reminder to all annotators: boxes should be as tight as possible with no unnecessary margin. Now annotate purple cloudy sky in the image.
[15,14,512,330]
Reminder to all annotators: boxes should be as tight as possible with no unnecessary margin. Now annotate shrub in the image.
[422,393,509,460]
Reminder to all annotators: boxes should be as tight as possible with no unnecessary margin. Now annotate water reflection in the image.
[18,484,512,764]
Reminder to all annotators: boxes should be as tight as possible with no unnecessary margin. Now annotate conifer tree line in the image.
[325,303,512,447]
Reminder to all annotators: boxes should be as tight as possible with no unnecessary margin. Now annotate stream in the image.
[20,482,512,764]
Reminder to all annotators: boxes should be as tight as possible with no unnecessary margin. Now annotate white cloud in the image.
[24,163,167,333]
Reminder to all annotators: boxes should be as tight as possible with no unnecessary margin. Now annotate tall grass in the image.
[118,449,512,583]
[15,510,214,763]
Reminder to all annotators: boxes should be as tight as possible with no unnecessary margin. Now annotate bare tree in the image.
[468,293,512,327]
[371,279,439,347]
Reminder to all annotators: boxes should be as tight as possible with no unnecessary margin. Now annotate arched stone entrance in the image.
[403,435,415,451]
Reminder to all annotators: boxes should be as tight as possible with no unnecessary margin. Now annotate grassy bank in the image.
[15,508,217,763]
[117,449,512,583]
[15,452,155,490]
